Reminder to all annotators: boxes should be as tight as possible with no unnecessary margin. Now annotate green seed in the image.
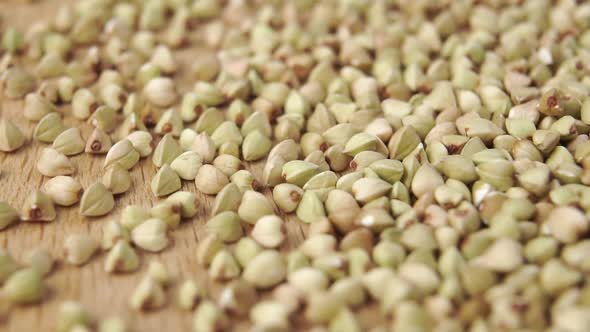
[206,212,243,243]
[177,279,201,311]
[170,151,202,181]
[238,190,274,224]
[104,240,139,273]
[296,190,326,224]
[0,250,18,284]
[151,165,182,197]
[0,202,19,230]
[120,205,150,231]
[103,164,132,195]
[79,183,115,217]
[193,301,229,332]
[0,119,25,152]
[197,234,223,267]
[34,112,66,143]
[152,134,182,168]
[129,276,166,311]
[98,317,126,332]
[3,268,44,304]
[242,130,272,161]
[1,67,35,99]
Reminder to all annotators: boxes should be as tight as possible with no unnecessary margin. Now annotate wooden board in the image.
[0,1,385,331]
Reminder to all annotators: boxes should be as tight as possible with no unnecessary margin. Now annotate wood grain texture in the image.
[0,1,385,331]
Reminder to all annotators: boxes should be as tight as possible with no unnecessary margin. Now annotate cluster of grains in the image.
[1,0,590,331]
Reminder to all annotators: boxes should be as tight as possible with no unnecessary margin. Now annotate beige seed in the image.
[472,238,523,273]
[155,109,183,137]
[143,77,177,107]
[167,191,199,218]
[288,267,329,296]
[85,128,112,154]
[179,128,198,150]
[272,183,303,213]
[150,45,177,74]
[101,220,130,251]
[42,176,82,206]
[351,177,391,204]
[151,201,182,229]
[209,250,241,281]
[545,206,589,243]
[305,292,343,324]
[147,260,173,287]
[72,89,98,120]
[21,190,56,222]
[57,76,76,103]
[129,276,166,311]
[131,218,169,252]
[213,154,242,177]
[127,131,153,157]
[98,317,126,332]
[64,234,98,265]
[249,300,290,331]
[243,250,287,289]
[104,240,139,273]
[24,93,57,121]
[190,132,217,163]
[218,279,258,316]
[193,300,229,332]
[56,301,93,332]
[195,164,229,195]
[37,147,75,177]
[251,215,285,249]
[177,279,201,310]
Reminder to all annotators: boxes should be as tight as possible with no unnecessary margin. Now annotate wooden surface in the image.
[0,2,384,331]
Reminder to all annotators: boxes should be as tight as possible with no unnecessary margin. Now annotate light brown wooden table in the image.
[0,1,384,331]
